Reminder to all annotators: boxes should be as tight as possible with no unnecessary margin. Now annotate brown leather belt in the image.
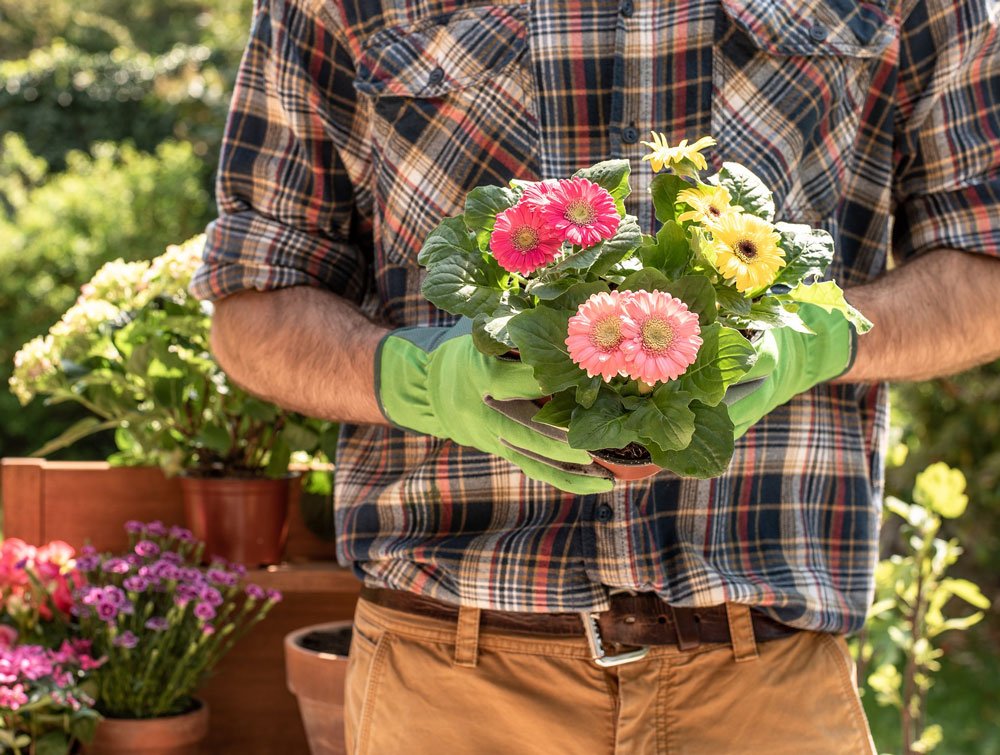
[360,587,797,662]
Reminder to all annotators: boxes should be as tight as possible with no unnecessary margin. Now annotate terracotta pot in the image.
[285,622,353,755]
[180,475,294,566]
[85,700,209,755]
[589,450,661,482]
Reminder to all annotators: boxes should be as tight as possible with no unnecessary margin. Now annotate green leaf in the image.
[649,400,735,478]
[567,390,636,450]
[771,222,834,288]
[741,297,812,333]
[420,250,505,319]
[418,216,476,266]
[619,268,672,293]
[663,275,718,326]
[464,185,518,241]
[196,423,232,454]
[546,215,641,277]
[506,308,591,395]
[549,281,611,311]
[531,391,576,430]
[784,281,874,333]
[30,416,122,457]
[575,376,603,409]
[649,173,688,223]
[714,284,751,317]
[625,388,696,452]
[573,159,631,202]
[940,578,991,609]
[710,162,775,221]
[678,325,756,406]
[35,731,70,755]
[281,422,320,452]
[472,311,516,356]
[638,220,690,277]
[266,434,293,477]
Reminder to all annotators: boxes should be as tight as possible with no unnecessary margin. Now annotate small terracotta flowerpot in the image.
[180,474,295,566]
[285,622,353,755]
[85,700,209,755]
[589,450,662,482]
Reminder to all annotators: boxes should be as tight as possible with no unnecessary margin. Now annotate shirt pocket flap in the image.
[720,0,898,58]
[355,4,530,98]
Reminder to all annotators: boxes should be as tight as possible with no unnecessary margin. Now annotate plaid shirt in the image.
[192,0,1000,632]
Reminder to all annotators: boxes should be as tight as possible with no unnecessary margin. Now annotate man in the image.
[192,0,1000,752]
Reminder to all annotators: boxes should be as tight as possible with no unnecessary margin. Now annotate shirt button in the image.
[809,23,829,42]
[622,125,639,144]
[620,0,635,18]
[595,504,614,522]
[428,67,445,85]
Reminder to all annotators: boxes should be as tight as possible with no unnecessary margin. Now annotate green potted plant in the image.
[72,521,281,755]
[9,236,338,565]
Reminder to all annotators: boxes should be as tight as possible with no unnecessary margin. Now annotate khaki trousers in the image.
[344,596,876,755]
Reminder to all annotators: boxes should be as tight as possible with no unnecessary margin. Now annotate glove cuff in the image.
[374,328,442,435]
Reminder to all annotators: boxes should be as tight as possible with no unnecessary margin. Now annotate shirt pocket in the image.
[353,3,538,326]
[712,0,898,222]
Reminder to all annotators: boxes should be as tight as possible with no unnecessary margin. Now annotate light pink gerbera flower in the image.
[565,291,630,381]
[543,177,620,248]
[489,202,563,275]
[621,291,702,384]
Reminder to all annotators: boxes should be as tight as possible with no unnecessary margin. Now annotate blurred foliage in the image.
[0,135,212,458]
[855,463,990,754]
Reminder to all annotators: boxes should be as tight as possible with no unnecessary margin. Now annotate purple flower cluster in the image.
[0,639,102,713]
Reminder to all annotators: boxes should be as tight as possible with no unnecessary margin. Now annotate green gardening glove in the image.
[724,303,857,439]
[375,319,614,494]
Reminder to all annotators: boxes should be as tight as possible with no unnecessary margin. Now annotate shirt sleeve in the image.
[190,0,372,303]
[892,0,1000,263]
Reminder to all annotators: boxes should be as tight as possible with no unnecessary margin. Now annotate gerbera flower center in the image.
[591,317,623,350]
[708,204,721,217]
[735,239,758,261]
[641,317,675,353]
[565,199,597,226]
[512,225,540,252]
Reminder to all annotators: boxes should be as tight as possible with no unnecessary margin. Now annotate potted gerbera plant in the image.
[72,521,281,755]
[9,236,338,565]
[418,134,870,480]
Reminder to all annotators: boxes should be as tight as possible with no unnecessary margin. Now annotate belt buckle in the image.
[580,610,650,668]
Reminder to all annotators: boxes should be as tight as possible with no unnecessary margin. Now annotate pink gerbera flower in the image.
[520,179,562,211]
[565,291,630,381]
[543,177,620,248]
[489,202,563,275]
[621,291,702,384]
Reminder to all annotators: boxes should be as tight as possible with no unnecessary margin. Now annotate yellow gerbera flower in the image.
[640,133,717,176]
[676,184,742,225]
[710,213,785,294]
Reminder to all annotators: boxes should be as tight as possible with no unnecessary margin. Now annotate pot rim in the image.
[589,448,657,468]
[179,470,301,481]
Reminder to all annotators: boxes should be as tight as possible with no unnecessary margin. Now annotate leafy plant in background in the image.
[419,135,869,477]
[71,521,281,718]
[9,235,337,478]
[0,135,212,460]
[856,462,990,754]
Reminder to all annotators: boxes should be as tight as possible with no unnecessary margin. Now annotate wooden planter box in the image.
[1,458,361,755]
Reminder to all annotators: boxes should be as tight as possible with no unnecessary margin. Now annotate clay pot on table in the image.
[285,621,353,755]
[84,700,209,755]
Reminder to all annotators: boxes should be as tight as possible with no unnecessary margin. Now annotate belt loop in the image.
[453,605,481,668]
[726,603,759,663]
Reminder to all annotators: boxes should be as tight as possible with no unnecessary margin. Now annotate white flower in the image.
[10,335,59,405]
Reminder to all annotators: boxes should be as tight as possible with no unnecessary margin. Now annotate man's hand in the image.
[724,303,855,438]
[377,320,614,494]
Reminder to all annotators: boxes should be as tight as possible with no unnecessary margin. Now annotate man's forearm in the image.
[210,287,389,424]
[840,250,1000,383]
